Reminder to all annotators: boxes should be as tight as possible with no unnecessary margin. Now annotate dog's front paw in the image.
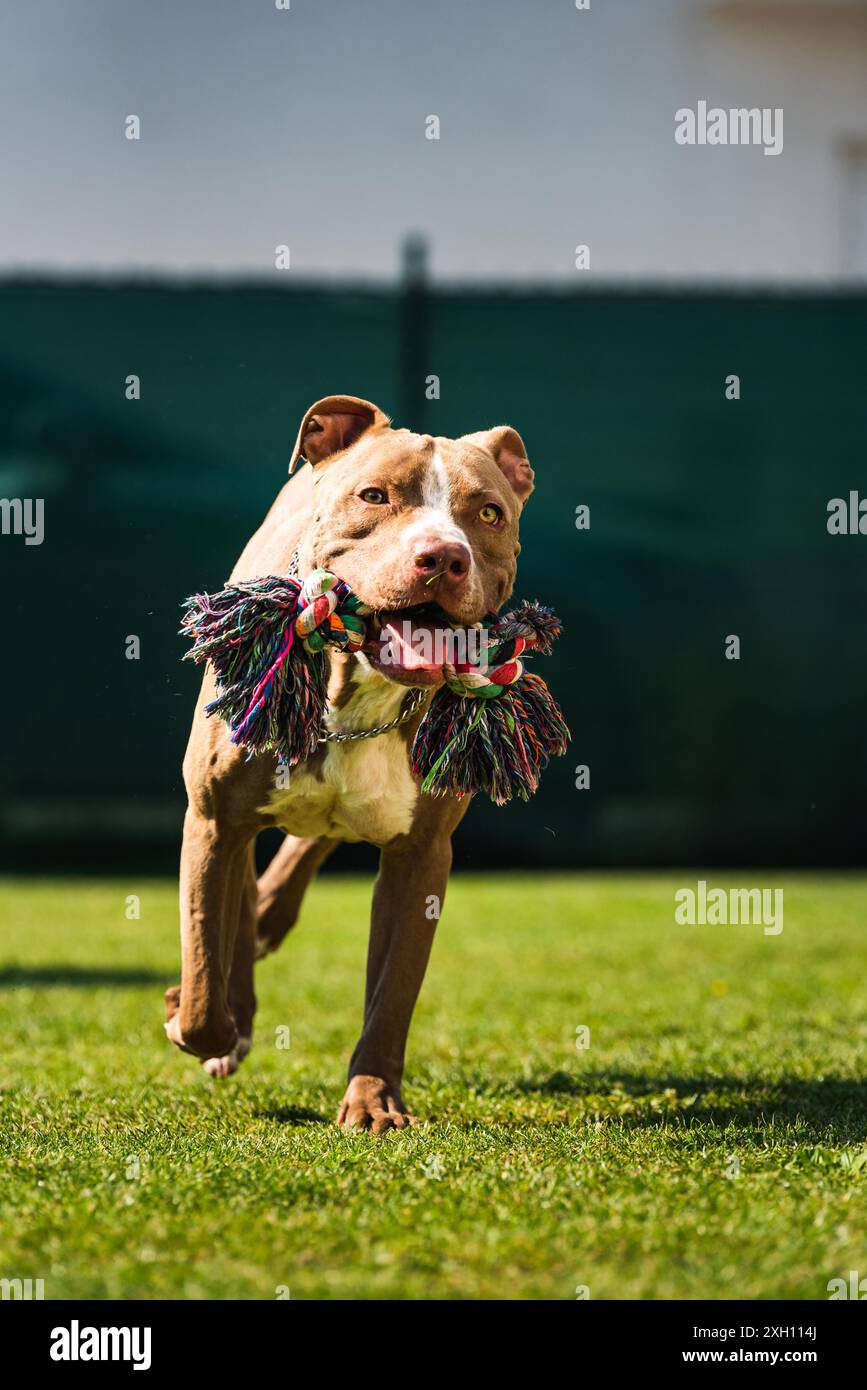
[337,1074,417,1134]
[163,990,239,1061]
[202,1036,251,1079]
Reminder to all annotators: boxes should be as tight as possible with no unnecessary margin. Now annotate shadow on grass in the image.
[0,965,168,987]
[255,1106,330,1126]
[514,1070,867,1139]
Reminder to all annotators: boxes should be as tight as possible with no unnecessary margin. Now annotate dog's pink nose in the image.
[412,536,471,587]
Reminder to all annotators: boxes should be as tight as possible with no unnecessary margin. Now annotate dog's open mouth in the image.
[363,604,481,688]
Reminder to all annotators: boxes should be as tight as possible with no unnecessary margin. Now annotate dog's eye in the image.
[359,487,388,505]
[479,503,502,525]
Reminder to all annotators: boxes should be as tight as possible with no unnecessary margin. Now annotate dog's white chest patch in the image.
[261,665,419,845]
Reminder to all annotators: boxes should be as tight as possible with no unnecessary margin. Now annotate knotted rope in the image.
[181,568,371,768]
[181,570,569,803]
[440,603,559,698]
[292,569,370,653]
[410,602,568,802]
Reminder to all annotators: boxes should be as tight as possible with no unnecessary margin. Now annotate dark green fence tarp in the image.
[1,281,865,869]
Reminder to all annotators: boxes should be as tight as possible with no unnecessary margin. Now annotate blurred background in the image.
[1,0,865,872]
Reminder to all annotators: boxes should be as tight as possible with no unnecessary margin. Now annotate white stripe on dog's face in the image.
[402,447,473,555]
[306,426,518,625]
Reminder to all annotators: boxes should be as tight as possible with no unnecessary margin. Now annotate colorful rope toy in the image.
[181,569,570,804]
[411,603,568,803]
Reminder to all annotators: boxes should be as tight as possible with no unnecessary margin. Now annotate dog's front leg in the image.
[165,809,246,1060]
[339,801,468,1133]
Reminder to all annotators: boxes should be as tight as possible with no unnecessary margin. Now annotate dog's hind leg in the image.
[255,834,337,959]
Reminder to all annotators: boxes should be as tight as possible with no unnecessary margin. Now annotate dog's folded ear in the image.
[460,426,535,504]
[289,395,391,473]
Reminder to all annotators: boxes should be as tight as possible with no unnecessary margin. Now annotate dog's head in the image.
[291,395,534,686]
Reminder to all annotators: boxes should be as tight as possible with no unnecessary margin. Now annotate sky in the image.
[1,0,865,284]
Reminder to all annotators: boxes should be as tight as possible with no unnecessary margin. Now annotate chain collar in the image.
[287,546,428,745]
[319,685,428,744]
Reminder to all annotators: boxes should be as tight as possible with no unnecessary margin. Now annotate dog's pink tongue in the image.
[373,615,447,673]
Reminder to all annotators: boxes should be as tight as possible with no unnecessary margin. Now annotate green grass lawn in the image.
[1,872,866,1301]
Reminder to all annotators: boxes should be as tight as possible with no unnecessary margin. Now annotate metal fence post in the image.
[399,232,430,433]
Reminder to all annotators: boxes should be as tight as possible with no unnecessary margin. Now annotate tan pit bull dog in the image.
[165,395,534,1132]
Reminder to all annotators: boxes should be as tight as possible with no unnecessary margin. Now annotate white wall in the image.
[659,0,867,281]
[1,0,865,283]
